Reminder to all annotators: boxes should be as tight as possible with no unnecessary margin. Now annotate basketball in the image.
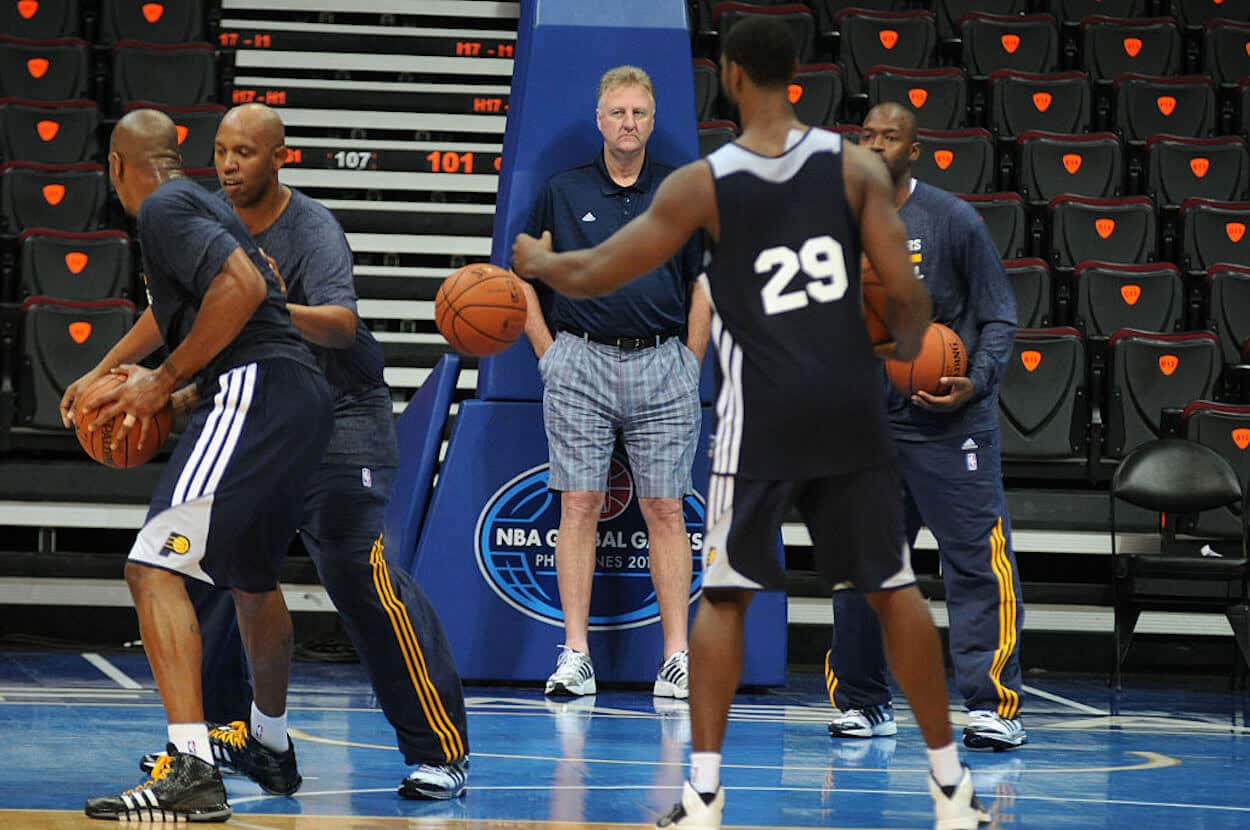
[74,374,172,469]
[861,255,890,345]
[884,322,967,397]
[435,263,528,357]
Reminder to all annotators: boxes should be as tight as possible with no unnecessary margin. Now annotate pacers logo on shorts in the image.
[161,533,191,557]
[476,458,706,630]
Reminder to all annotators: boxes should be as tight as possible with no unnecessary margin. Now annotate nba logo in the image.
[965,452,978,472]
[362,467,372,488]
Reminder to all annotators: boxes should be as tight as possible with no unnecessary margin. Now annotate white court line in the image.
[1023,682,1109,716]
[81,652,143,690]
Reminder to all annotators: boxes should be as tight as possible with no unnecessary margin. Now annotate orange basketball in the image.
[885,322,967,397]
[435,263,528,357]
[861,255,890,345]
[74,374,172,469]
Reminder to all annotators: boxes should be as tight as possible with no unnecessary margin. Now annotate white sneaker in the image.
[656,781,723,828]
[398,757,469,800]
[929,766,991,830]
[545,645,596,697]
[963,710,1028,751]
[654,649,689,699]
[827,703,898,738]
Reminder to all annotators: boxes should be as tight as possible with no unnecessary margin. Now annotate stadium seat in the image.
[837,10,937,97]
[913,127,995,194]
[1242,80,1250,142]
[1004,257,1053,328]
[960,192,1028,259]
[1181,400,1250,537]
[96,0,206,44]
[959,13,1060,80]
[0,0,80,39]
[17,295,134,429]
[693,59,719,122]
[988,70,1091,141]
[0,36,89,101]
[110,41,216,114]
[1016,131,1123,205]
[865,67,969,130]
[1179,198,1250,276]
[810,0,910,40]
[698,120,738,156]
[1167,0,1250,31]
[1074,260,1184,337]
[186,166,220,192]
[1048,194,1157,270]
[1145,135,1250,209]
[822,124,861,145]
[933,0,1028,44]
[712,3,817,63]
[0,160,104,233]
[998,326,1087,459]
[0,98,97,164]
[1207,263,1250,366]
[1045,0,1149,29]
[17,229,131,302]
[123,102,224,168]
[788,64,842,126]
[1079,16,1182,87]
[1203,19,1250,89]
[1113,74,1216,144]
[1104,329,1221,458]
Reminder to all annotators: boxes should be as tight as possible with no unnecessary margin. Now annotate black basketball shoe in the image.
[208,720,302,796]
[140,723,238,775]
[85,744,230,822]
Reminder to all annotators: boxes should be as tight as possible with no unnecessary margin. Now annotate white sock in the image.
[168,722,213,765]
[927,743,964,788]
[690,751,721,794]
[251,701,290,752]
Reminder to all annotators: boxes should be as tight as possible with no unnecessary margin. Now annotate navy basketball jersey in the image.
[703,128,893,480]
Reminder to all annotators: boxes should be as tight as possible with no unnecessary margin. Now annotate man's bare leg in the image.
[639,496,693,660]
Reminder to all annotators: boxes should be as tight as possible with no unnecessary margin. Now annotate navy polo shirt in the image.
[523,150,702,338]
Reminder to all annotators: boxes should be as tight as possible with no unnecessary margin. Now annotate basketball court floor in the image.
[2,649,1248,829]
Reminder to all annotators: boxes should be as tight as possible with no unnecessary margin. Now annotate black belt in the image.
[560,327,679,351]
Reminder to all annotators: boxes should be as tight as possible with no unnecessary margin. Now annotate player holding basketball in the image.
[514,17,990,830]
[825,103,1025,752]
[62,108,333,822]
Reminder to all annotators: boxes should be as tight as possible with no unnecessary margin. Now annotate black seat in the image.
[810,0,911,40]
[0,0,79,39]
[698,120,738,157]
[712,3,817,63]
[1145,135,1250,209]
[959,13,1059,81]
[1048,194,1157,270]
[1167,0,1250,31]
[0,160,105,233]
[693,59,719,122]
[1207,263,1250,366]
[960,192,1027,259]
[0,36,89,101]
[17,229,131,301]
[914,127,995,194]
[1016,130,1123,205]
[999,326,1087,459]
[1182,401,1250,537]
[789,63,843,126]
[988,70,1091,141]
[1004,258,1053,328]
[1080,16,1182,86]
[1108,436,1247,690]
[1179,198,1250,276]
[1114,73,1216,144]
[17,295,135,429]
[0,98,98,164]
[933,0,1028,44]
[1203,19,1250,89]
[837,9,938,97]
[1242,79,1250,142]
[186,165,219,192]
[96,0,205,44]
[110,41,216,115]
[123,102,224,168]
[865,66,969,130]
[1044,0,1149,29]
[1104,329,1222,459]
[1073,260,1183,337]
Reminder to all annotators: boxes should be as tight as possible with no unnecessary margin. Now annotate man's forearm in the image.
[686,281,711,362]
[161,263,265,384]
[287,303,357,349]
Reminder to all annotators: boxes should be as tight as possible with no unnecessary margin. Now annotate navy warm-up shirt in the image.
[887,179,1018,441]
[248,188,395,468]
[523,150,702,337]
[138,178,316,393]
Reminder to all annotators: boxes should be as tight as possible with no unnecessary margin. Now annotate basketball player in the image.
[514,17,990,830]
[825,103,1025,752]
[64,108,334,821]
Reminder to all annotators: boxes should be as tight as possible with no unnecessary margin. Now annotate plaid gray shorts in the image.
[538,331,702,498]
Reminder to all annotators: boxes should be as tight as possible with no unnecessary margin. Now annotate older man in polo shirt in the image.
[518,64,710,700]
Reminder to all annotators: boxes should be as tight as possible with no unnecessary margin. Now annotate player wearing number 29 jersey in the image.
[703,129,893,481]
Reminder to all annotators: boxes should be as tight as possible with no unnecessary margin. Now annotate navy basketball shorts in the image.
[128,359,333,593]
[702,463,915,594]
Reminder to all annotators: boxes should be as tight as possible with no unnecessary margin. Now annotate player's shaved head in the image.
[864,102,917,144]
[220,103,286,151]
[110,108,181,164]
[215,103,289,214]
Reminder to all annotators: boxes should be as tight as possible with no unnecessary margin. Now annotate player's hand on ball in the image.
[60,366,109,428]
[912,376,975,412]
[91,365,175,451]
[512,230,553,278]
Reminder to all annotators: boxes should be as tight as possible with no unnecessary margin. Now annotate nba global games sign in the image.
[475,457,705,630]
